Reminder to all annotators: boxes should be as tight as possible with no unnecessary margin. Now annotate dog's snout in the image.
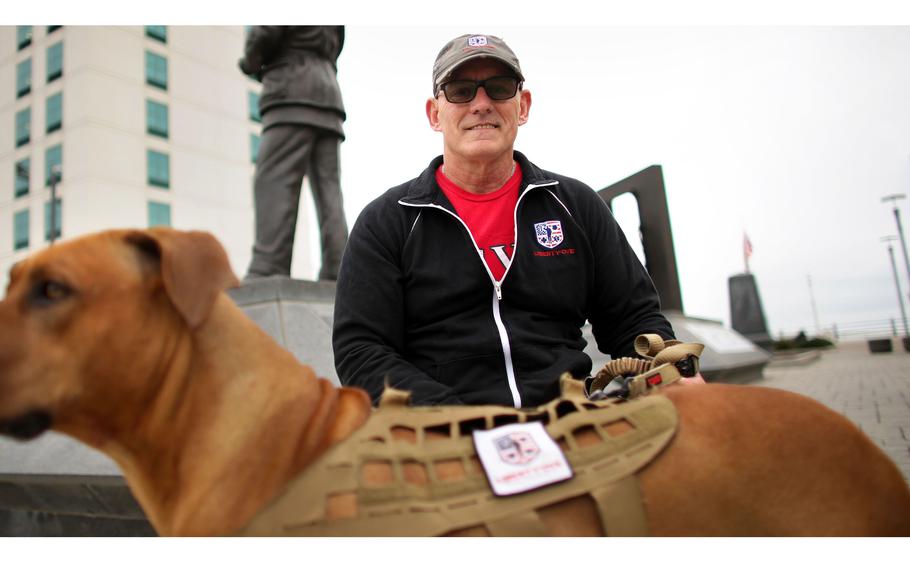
[0,410,53,441]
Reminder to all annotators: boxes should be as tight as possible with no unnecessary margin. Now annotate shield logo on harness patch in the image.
[494,431,540,465]
[534,220,564,249]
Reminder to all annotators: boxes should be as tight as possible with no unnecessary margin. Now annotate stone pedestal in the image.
[583,310,771,384]
[227,276,339,384]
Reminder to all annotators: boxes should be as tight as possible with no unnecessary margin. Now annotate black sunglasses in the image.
[437,76,522,103]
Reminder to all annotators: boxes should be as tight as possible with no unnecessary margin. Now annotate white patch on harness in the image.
[472,422,573,496]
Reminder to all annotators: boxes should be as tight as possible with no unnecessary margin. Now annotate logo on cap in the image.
[467,35,488,47]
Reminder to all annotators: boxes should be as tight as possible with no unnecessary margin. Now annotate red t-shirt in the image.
[436,163,522,281]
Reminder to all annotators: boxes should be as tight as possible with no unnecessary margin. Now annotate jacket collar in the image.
[398,151,558,207]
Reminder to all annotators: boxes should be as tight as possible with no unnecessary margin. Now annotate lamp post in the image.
[882,194,910,301]
[806,274,820,336]
[882,235,909,337]
[48,164,61,245]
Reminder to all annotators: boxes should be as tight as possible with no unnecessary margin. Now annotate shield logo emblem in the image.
[534,220,564,249]
[468,36,488,47]
[494,431,540,465]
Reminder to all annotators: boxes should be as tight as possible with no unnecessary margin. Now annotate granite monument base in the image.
[583,310,771,383]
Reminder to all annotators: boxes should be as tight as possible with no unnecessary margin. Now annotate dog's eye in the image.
[31,280,72,306]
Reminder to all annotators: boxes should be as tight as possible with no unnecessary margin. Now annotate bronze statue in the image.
[241,26,349,281]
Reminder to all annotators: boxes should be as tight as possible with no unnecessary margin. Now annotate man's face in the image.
[426,59,531,165]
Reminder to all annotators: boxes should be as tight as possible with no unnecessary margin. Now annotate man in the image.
[332,33,675,407]
[240,26,349,281]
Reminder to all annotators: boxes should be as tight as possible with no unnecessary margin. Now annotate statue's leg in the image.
[246,125,317,278]
[309,132,348,281]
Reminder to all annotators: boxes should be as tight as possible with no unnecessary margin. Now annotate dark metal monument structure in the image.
[586,165,771,383]
[728,273,774,349]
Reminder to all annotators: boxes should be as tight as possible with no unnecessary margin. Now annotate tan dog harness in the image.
[239,336,703,537]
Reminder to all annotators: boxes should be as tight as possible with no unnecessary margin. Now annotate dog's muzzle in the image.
[0,410,53,441]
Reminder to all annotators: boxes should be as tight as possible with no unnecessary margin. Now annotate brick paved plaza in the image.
[758,340,910,484]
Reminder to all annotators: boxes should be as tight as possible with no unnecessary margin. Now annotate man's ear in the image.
[124,228,240,329]
[426,97,443,132]
[518,89,531,126]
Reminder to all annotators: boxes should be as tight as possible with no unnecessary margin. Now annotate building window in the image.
[248,91,261,123]
[44,199,62,242]
[148,201,171,227]
[146,100,169,138]
[250,133,260,164]
[16,59,32,98]
[17,26,32,50]
[46,92,63,133]
[15,159,30,198]
[47,26,62,34]
[147,150,170,188]
[146,26,167,43]
[145,51,168,90]
[14,210,30,251]
[45,144,62,186]
[15,108,31,147]
[47,41,63,82]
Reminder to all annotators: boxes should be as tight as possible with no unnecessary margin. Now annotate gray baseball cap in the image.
[432,34,524,95]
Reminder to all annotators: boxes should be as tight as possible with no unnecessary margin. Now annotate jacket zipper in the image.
[399,180,559,408]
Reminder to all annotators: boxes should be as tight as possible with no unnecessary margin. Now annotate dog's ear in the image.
[125,228,240,329]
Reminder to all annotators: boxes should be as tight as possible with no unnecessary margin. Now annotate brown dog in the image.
[1,228,908,536]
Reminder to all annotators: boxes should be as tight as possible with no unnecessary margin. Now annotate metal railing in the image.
[777,318,907,341]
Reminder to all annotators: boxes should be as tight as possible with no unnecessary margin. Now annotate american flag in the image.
[743,233,753,272]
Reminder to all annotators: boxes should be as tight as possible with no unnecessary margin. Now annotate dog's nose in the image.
[0,410,53,441]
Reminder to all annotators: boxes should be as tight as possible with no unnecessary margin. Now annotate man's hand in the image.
[678,372,706,386]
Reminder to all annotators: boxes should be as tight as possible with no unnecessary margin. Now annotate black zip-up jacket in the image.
[332,152,674,408]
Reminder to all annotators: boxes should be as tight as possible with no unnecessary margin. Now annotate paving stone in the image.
[759,341,910,484]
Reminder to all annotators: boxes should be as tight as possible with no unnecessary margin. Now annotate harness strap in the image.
[592,475,649,536]
[486,510,548,536]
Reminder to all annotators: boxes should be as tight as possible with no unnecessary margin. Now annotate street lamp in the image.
[48,164,61,245]
[882,194,910,301]
[882,235,909,337]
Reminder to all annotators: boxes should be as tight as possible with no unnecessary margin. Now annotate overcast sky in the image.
[326,25,910,338]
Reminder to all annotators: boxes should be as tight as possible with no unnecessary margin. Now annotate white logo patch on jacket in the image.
[534,220,564,249]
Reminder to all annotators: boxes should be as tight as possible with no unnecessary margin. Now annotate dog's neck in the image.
[64,295,371,536]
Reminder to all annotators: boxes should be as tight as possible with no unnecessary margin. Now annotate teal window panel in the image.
[45,144,62,186]
[15,108,31,147]
[46,92,63,133]
[250,133,260,164]
[147,150,170,188]
[17,26,32,50]
[44,199,62,241]
[16,59,32,98]
[148,201,171,227]
[47,42,63,82]
[145,51,168,90]
[15,159,30,198]
[146,100,169,138]
[146,26,167,43]
[14,210,30,250]
[249,91,261,122]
